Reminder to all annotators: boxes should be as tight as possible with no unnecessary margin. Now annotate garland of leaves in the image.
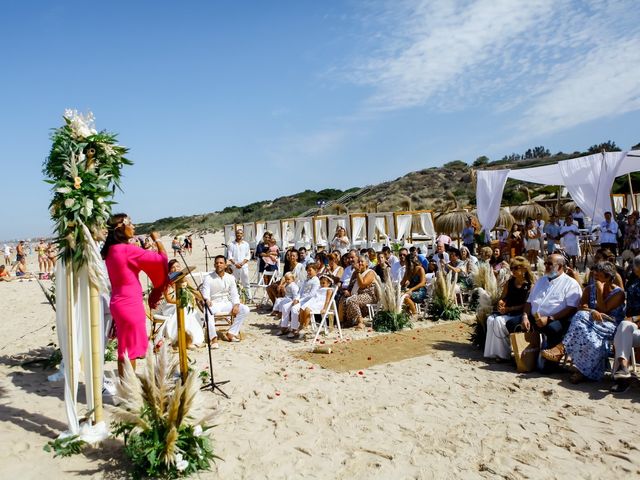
[42,110,132,267]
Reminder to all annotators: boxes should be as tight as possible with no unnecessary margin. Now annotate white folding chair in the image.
[251,267,280,307]
[310,286,343,348]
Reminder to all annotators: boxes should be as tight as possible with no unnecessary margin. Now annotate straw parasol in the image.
[471,207,515,230]
[435,192,477,237]
[511,187,550,223]
[561,200,577,215]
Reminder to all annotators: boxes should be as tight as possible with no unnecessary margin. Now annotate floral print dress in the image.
[563,285,624,380]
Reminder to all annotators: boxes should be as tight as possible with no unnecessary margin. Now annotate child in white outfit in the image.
[280,264,319,336]
[271,273,299,318]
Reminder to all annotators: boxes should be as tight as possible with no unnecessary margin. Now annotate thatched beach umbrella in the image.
[511,187,550,223]
[435,192,477,237]
[561,200,577,215]
[471,207,515,230]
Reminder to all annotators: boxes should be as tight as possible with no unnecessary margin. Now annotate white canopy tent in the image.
[327,215,350,240]
[266,220,281,246]
[223,224,236,245]
[242,222,257,249]
[367,213,393,248]
[350,214,368,249]
[280,218,296,250]
[255,221,267,245]
[476,150,640,233]
[313,216,328,247]
[294,217,313,249]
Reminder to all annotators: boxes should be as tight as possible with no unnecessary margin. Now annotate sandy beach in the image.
[1,232,639,479]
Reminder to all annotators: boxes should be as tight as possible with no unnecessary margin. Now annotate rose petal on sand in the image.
[357,370,364,375]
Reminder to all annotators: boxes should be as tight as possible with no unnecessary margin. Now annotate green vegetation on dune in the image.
[137,139,639,235]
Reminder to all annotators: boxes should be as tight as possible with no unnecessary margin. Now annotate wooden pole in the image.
[175,279,189,383]
[65,264,75,403]
[89,281,103,423]
[628,173,637,211]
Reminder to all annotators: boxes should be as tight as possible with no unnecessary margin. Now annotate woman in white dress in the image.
[524,219,540,267]
[155,260,205,349]
[330,226,350,255]
[560,214,580,269]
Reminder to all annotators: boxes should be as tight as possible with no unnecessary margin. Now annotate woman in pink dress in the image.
[101,213,168,376]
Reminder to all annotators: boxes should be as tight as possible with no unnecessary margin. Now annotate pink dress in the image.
[105,243,168,360]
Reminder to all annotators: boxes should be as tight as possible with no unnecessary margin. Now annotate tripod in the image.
[175,249,230,398]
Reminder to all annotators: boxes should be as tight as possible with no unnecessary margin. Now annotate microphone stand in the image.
[200,235,214,272]
[176,249,230,398]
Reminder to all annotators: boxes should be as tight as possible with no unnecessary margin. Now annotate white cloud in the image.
[345,0,640,137]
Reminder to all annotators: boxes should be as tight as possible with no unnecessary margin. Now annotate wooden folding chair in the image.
[310,286,343,349]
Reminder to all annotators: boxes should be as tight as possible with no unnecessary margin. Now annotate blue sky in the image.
[2,0,639,239]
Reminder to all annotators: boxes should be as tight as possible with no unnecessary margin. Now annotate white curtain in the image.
[476,169,510,240]
[351,216,367,245]
[418,212,436,238]
[255,222,266,243]
[314,218,327,245]
[375,216,388,241]
[224,224,235,245]
[395,214,413,242]
[612,195,625,213]
[242,223,257,248]
[558,152,627,224]
[294,218,312,247]
[281,220,294,248]
[266,221,281,243]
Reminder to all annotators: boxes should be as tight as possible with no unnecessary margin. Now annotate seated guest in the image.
[271,272,299,318]
[338,250,358,295]
[521,254,582,351]
[326,252,343,285]
[313,251,328,275]
[298,247,315,266]
[611,255,640,392]
[382,245,399,266]
[341,255,378,329]
[459,246,478,269]
[444,248,468,282]
[490,247,508,273]
[436,233,452,251]
[478,246,493,264]
[586,248,624,289]
[402,254,427,315]
[431,242,450,270]
[484,256,534,360]
[366,248,378,268]
[200,255,249,346]
[374,251,390,282]
[280,264,320,337]
[330,226,350,255]
[155,260,204,349]
[297,274,336,335]
[391,248,408,284]
[542,261,624,382]
[267,249,304,304]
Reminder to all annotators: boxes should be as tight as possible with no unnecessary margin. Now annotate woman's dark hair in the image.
[593,261,616,281]
[101,213,129,259]
[168,259,179,270]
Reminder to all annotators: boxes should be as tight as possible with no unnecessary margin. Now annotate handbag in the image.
[510,328,541,373]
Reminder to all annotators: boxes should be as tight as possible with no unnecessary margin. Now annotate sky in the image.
[1,0,639,240]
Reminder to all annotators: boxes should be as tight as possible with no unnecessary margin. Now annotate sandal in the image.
[541,344,565,362]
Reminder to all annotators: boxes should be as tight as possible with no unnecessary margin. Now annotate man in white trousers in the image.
[227,228,252,301]
[200,255,248,347]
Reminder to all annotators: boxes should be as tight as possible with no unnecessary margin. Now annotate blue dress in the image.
[563,285,625,380]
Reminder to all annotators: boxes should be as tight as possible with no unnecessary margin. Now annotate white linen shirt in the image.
[599,220,618,244]
[390,262,406,284]
[227,240,251,264]
[341,265,354,289]
[527,273,581,317]
[200,271,240,305]
[291,262,307,286]
[296,276,320,302]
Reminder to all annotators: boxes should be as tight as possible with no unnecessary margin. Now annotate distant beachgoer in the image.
[183,234,193,255]
[0,264,14,282]
[46,242,57,275]
[171,236,182,257]
[102,213,168,377]
[15,257,34,279]
[36,239,48,275]
[15,241,25,264]
[3,243,11,265]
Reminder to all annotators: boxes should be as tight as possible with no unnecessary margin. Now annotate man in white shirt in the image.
[227,228,252,301]
[521,254,581,349]
[390,248,407,284]
[430,243,450,271]
[382,246,398,267]
[599,211,619,256]
[298,247,315,266]
[340,250,358,290]
[200,255,249,346]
